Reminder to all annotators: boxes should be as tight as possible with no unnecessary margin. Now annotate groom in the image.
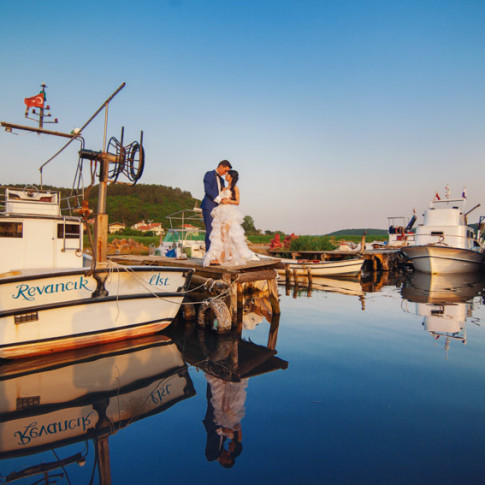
[201,160,232,251]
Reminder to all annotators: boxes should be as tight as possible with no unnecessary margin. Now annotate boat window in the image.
[430,231,444,236]
[57,223,81,239]
[0,222,23,238]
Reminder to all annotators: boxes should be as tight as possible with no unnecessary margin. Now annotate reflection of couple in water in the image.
[203,374,248,468]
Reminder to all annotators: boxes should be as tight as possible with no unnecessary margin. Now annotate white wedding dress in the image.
[203,188,259,266]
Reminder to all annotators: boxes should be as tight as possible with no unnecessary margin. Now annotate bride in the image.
[203,170,259,266]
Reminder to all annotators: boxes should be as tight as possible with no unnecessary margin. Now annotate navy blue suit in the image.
[201,170,224,251]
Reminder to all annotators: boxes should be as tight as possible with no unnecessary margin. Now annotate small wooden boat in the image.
[274,257,365,277]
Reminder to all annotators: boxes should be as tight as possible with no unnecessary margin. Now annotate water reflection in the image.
[168,291,288,468]
[0,335,195,484]
[401,272,485,355]
[281,272,405,309]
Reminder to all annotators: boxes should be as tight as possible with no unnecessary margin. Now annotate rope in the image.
[105,260,230,306]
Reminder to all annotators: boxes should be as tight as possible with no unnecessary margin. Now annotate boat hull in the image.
[276,258,364,277]
[0,266,192,359]
[401,246,484,274]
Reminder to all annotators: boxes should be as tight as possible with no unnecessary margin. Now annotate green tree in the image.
[242,215,257,233]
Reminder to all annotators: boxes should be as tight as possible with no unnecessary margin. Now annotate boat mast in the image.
[24,82,58,129]
[95,101,111,264]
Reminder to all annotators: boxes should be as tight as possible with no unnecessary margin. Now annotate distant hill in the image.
[5,183,202,228]
[327,228,388,236]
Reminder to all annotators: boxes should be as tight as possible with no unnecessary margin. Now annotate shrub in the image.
[289,235,337,251]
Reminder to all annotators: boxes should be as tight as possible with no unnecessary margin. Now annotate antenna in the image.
[24,82,58,129]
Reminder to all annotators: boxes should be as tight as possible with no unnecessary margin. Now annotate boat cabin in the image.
[415,197,478,249]
[0,187,84,274]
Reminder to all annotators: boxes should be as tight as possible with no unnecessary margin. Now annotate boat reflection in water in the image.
[280,271,401,310]
[0,334,195,483]
[401,272,485,354]
[168,290,288,468]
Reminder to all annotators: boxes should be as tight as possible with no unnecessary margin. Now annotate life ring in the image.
[23,185,39,198]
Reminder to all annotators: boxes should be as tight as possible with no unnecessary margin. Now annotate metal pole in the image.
[39,82,46,129]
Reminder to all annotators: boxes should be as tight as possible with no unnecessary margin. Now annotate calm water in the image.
[1,272,485,484]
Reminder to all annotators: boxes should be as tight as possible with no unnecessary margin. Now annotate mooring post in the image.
[361,230,367,253]
[182,296,197,320]
[267,313,281,350]
[236,283,244,324]
[292,268,299,287]
[267,277,281,315]
[306,267,313,287]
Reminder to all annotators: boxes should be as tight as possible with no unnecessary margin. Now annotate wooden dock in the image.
[109,255,281,329]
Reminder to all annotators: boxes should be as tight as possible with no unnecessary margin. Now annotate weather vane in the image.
[24,82,58,129]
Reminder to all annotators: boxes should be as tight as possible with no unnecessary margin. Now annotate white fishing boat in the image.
[0,84,192,359]
[401,193,485,274]
[154,208,206,258]
[387,214,416,248]
[272,256,364,277]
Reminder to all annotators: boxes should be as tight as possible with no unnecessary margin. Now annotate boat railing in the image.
[416,231,482,248]
[60,193,85,217]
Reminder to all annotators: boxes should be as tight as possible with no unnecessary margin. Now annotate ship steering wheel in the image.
[23,185,40,198]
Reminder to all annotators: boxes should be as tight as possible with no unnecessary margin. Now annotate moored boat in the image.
[400,192,485,274]
[258,253,364,277]
[0,84,192,359]
[276,257,365,277]
[155,208,206,258]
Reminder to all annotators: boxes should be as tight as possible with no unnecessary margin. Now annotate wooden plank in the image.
[234,269,278,283]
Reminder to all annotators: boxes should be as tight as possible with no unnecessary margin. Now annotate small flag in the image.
[462,187,467,199]
[434,192,440,200]
[24,92,44,108]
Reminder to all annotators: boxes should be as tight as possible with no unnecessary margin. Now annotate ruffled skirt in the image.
[203,205,259,266]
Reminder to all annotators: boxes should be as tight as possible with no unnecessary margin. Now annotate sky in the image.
[1,0,484,234]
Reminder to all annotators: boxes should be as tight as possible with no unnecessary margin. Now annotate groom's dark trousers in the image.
[201,170,223,251]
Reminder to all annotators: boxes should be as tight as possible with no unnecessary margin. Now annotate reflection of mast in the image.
[93,398,112,485]
[0,335,194,484]
[2,451,86,483]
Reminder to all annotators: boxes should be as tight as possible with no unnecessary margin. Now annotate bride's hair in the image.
[228,170,239,199]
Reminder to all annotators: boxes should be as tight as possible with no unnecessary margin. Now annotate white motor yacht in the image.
[401,195,485,274]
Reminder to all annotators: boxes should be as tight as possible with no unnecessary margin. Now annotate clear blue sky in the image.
[1,0,484,234]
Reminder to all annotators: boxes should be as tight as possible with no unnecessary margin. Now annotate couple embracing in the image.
[201,160,258,267]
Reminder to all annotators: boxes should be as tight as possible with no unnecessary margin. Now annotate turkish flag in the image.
[24,92,44,108]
